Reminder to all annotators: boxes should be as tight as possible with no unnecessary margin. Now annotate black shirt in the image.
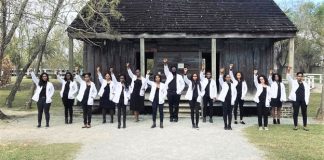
[81,85,91,105]
[277,82,281,99]
[192,81,199,99]
[168,74,177,92]
[63,81,70,99]
[259,87,267,103]
[236,80,242,98]
[225,82,232,102]
[295,82,305,101]
[154,87,159,102]
[119,86,125,104]
[205,79,211,97]
[39,83,47,99]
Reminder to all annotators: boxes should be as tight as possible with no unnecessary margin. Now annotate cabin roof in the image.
[67,0,297,37]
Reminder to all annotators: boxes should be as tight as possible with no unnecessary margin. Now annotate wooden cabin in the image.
[67,0,297,116]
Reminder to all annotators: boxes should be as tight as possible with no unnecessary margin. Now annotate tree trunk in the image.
[5,0,64,108]
[25,52,43,109]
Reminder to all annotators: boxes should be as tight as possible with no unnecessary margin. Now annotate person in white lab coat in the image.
[145,70,168,128]
[75,72,98,128]
[287,67,310,131]
[31,71,55,128]
[57,71,78,124]
[200,65,217,123]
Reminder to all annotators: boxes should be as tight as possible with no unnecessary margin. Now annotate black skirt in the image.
[270,98,282,108]
[130,93,144,112]
[100,85,115,109]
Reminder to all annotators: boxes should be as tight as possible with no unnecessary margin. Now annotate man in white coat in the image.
[163,58,185,122]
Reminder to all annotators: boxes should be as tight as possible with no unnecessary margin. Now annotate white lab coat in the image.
[287,74,311,105]
[57,75,78,99]
[229,70,248,100]
[268,76,287,102]
[127,68,147,96]
[111,73,131,105]
[97,73,115,101]
[218,74,237,105]
[145,75,168,104]
[200,71,217,99]
[183,75,205,103]
[163,64,185,94]
[253,75,271,107]
[75,75,98,105]
[31,72,55,103]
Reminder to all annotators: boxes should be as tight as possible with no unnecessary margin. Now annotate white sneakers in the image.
[259,127,263,131]
[258,127,269,131]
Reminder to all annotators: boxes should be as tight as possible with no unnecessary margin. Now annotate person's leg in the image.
[167,93,174,121]
[44,103,51,127]
[37,100,44,127]
[82,104,87,127]
[222,102,228,129]
[208,99,214,122]
[117,104,121,128]
[277,107,282,124]
[301,101,308,128]
[239,99,244,123]
[109,109,114,123]
[174,94,181,122]
[68,99,73,123]
[159,104,164,128]
[122,105,126,128]
[228,105,233,129]
[263,105,269,128]
[88,105,92,126]
[63,98,68,124]
[151,101,157,128]
[271,107,276,124]
[257,103,263,128]
[195,106,200,127]
[293,101,300,128]
[190,101,195,127]
[202,96,208,122]
[233,99,239,123]
[102,107,107,123]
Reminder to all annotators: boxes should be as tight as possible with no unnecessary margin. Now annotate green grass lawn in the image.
[308,93,321,117]
[244,124,324,160]
[0,142,81,160]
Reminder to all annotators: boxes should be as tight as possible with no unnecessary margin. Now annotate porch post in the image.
[211,38,217,80]
[69,36,74,72]
[288,38,295,91]
[140,38,145,76]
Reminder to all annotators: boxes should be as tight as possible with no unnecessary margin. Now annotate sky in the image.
[274,0,324,10]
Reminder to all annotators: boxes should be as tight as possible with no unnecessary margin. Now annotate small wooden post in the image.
[211,38,217,80]
[69,37,74,72]
[288,38,295,91]
[140,38,145,76]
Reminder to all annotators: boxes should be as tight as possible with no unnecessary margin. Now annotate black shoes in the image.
[203,117,206,123]
[234,121,238,124]
[103,120,106,124]
[170,118,173,122]
[37,124,41,128]
[65,118,68,124]
[209,118,213,123]
[277,119,280,124]
[240,121,245,124]
[151,122,156,128]
[174,118,178,122]
[160,122,163,128]
[273,119,277,124]
[45,124,49,127]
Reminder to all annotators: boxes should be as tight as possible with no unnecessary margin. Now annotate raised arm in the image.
[200,65,206,80]
[163,58,172,77]
[286,66,294,83]
[30,71,39,85]
[145,70,154,86]
[253,70,259,88]
[218,68,225,86]
[268,69,273,85]
[183,68,191,86]
[75,74,83,84]
[96,67,104,84]
[56,71,64,84]
[126,63,136,79]
[110,68,118,84]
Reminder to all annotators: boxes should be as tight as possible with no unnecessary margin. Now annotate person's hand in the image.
[201,65,205,71]
[146,70,151,75]
[269,69,273,75]
[96,66,100,73]
[287,66,291,74]
[219,68,225,74]
[163,58,168,64]
[253,69,258,75]
[126,63,130,68]
[229,64,233,70]
[183,68,188,74]
[109,67,114,73]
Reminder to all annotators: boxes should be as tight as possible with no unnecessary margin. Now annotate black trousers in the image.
[82,104,92,125]
[37,97,51,125]
[152,101,164,123]
[234,97,244,121]
[102,108,114,122]
[117,103,126,126]
[257,102,269,127]
[62,98,74,121]
[189,98,200,126]
[203,95,213,119]
[222,101,233,127]
[167,92,181,120]
[293,100,307,127]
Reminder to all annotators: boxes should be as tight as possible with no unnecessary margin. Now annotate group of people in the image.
[30,59,310,131]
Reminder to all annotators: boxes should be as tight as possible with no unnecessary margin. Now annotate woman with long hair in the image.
[75,72,98,128]
[253,70,271,131]
[183,68,205,129]
[145,70,167,128]
[126,63,146,122]
[111,69,131,129]
[97,67,115,124]
[31,71,55,128]
[268,70,286,124]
